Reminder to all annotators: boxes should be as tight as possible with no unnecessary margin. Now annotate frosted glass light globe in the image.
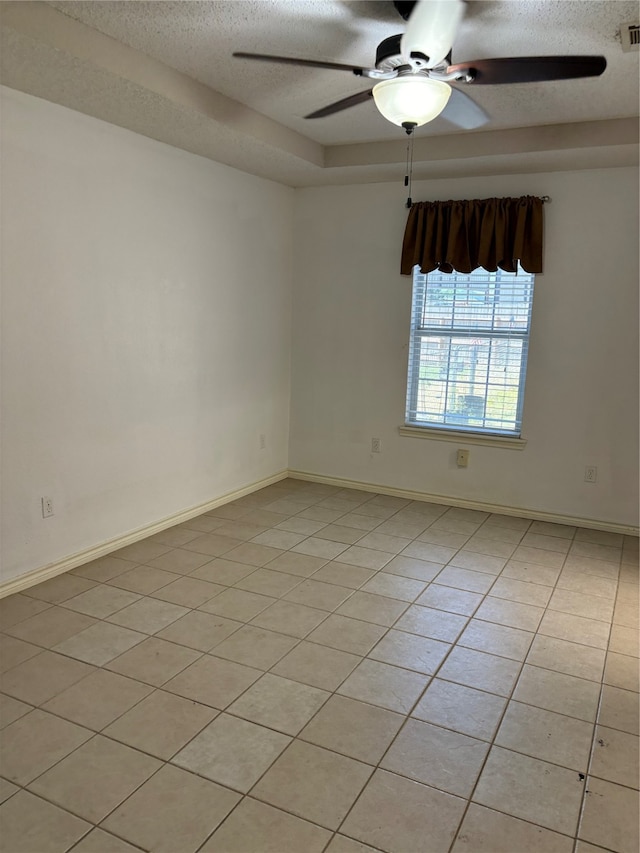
[372,76,451,127]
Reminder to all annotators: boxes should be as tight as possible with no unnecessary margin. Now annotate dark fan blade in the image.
[233,52,365,75]
[447,55,606,84]
[442,87,489,129]
[305,89,374,119]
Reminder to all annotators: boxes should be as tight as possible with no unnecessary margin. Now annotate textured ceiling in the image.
[1,0,638,185]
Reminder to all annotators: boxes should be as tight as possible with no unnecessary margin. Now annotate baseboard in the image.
[0,470,289,599]
[3,465,636,600]
[288,469,640,537]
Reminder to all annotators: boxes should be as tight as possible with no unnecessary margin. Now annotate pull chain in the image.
[403,124,415,209]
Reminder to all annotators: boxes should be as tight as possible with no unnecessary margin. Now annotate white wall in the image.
[290,169,639,529]
[1,88,294,583]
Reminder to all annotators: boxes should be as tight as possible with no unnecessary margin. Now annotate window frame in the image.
[403,265,535,443]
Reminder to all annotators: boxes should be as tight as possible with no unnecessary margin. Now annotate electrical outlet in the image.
[41,496,54,518]
[584,466,598,483]
[259,434,266,450]
[371,437,382,453]
[457,449,469,468]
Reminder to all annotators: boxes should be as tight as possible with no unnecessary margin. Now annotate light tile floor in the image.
[0,478,638,853]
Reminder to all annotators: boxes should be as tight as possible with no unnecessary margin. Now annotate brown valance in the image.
[401,195,544,275]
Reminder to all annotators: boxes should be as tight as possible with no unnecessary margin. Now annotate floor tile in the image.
[250,529,307,549]
[190,557,258,585]
[354,532,412,554]
[412,678,506,741]
[104,689,217,759]
[402,541,458,563]
[0,778,19,804]
[381,554,442,582]
[459,619,534,661]
[6,605,97,647]
[276,516,329,535]
[473,596,544,631]
[251,740,372,830]
[183,533,245,557]
[549,588,614,622]
[210,625,298,669]
[496,701,593,770]
[147,526,201,547]
[299,694,403,764]
[522,531,572,553]
[250,600,328,638]
[512,545,566,568]
[271,641,360,690]
[285,579,353,611]
[368,629,450,674]
[224,542,284,566]
[314,524,367,545]
[172,712,290,792]
[227,673,329,734]
[513,664,602,722]
[200,796,331,853]
[112,540,172,563]
[589,725,640,788]
[234,568,302,598]
[164,654,261,709]
[452,803,574,853]
[70,556,133,583]
[437,646,521,697]
[0,595,50,629]
[598,684,640,735]
[489,576,553,607]
[415,584,483,616]
[0,635,41,673]
[557,571,618,599]
[340,768,466,853]
[42,669,153,730]
[63,586,141,619]
[463,535,517,559]
[215,521,269,541]
[335,591,407,626]
[539,609,611,649]
[264,551,328,578]
[107,565,179,595]
[337,658,429,714]
[150,576,224,608]
[106,637,201,686]
[604,651,640,691]
[199,588,276,621]
[0,692,33,729]
[306,614,387,655]
[435,566,496,594]
[578,776,640,853]
[102,763,240,853]
[449,550,507,575]
[156,610,242,651]
[381,718,489,797]
[526,634,606,681]
[334,546,393,570]
[393,604,468,642]
[359,573,426,602]
[29,735,161,823]
[0,709,92,785]
[608,625,640,658]
[0,650,95,705]
[53,621,145,665]
[68,828,142,852]
[0,790,91,853]
[501,560,561,586]
[473,746,585,835]
[23,573,96,604]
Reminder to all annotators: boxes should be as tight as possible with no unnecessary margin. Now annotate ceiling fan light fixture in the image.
[372,76,451,127]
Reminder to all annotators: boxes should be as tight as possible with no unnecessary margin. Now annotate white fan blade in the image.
[441,87,489,129]
[401,0,465,69]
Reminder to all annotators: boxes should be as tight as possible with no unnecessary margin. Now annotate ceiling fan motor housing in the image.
[376,34,429,71]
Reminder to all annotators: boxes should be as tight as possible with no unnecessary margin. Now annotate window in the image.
[405,265,535,437]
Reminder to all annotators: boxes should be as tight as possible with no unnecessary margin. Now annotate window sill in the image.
[399,425,527,450]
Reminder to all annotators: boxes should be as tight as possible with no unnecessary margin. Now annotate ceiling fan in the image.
[233,0,606,134]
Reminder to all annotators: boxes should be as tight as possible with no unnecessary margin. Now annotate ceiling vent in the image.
[620,21,640,52]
